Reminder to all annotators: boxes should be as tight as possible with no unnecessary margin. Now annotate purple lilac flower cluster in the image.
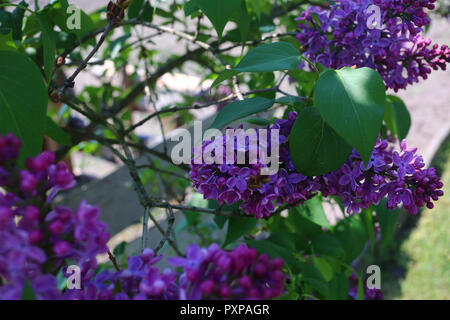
[295,0,450,91]
[190,112,320,219]
[0,134,108,299]
[0,133,285,300]
[190,112,443,218]
[320,138,444,214]
[169,243,284,299]
[60,243,284,300]
[63,248,180,300]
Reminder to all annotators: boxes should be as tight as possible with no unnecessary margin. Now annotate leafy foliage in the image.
[0,50,47,161]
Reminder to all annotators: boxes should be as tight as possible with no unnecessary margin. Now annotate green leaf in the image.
[224,216,257,247]
[361,209,376,252]
[108,34,131,59]
[185,192,208,226]
[267,231,297,252]
[299,262,329,297]
[243,117,271,126]
[56,268,68,290]
[313,256,334,282]
[288,196,330,228]
[301,196,331,228]
[210,69,237,89]
[36,13,56,83]
[0,31,17,51]
[287,207,322,239]
[289,107,352,176]
[332,216,368,264]
[21,280,36,300]
[258,13,275,33]
[214,215,227,229]
[376,199,399,251]
[141,1,154,23]
[313,67,386,165]
[192,0,241,40]
[59,0,69,11]
[275,96,305,106]
[45,116,71,146]
[328,272,349,300]
[248,0,262,19]
[289,69,317,97]
[236,0,250,44]
[113,241,127,256]
[0,1,28,41]
[233,42,301,72]
[55,31,78,49]
[0,9,23,41]
[128,0,145,19]
[11,1,28,40]
[0,50,47,161]
[384,95,411,141]
[51,7,96,45]
[184,1,199,16]
[208,199,238,228]
[312,233,345,258]
[209,97,274,129]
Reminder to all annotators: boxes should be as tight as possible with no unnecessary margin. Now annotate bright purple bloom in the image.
[190,112,444,217]
[295,0,450,91]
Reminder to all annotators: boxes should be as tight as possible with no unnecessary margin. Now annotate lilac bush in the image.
[0,0,447,302]
[190,112,443,218]
[295,0,450,91]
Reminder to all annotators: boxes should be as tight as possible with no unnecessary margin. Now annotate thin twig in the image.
[141,206,150,251]
[124,87,278,134]
[59,9,120,93]
[107,250,121,271]
[154,205,176,254]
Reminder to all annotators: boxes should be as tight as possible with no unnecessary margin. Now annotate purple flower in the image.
[169,243,285,299]
[338,164,361,191]
[190,112,443,217]
[393,151,416,179]
[295,0,450,91]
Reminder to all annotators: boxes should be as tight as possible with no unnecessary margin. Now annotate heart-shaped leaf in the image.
[192,0,241,40]
[233,42,301,72]
[289,107,352,176]
[384,95,411,141]
[209,97,274,129]
[313,67,386,165]
[0,50,47,161]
